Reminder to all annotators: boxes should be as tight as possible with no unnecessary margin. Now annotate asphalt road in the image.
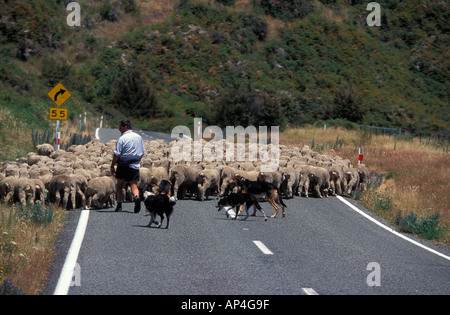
[43,129,450,295]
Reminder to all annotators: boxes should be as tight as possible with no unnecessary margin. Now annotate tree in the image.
[114,69,160,119]
[331,85,366,123]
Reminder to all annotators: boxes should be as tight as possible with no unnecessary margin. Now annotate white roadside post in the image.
[55,120,61,151]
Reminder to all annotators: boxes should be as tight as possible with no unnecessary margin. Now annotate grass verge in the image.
[0,202,66,295]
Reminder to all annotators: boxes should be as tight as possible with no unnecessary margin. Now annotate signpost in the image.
[47,83,71,150]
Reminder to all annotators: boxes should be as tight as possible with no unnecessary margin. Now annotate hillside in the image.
[0,0,449,158]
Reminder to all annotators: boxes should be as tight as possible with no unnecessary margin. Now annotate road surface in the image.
[44,129,450,296]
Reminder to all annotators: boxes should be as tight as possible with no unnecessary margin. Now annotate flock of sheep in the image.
[0,137,369,212]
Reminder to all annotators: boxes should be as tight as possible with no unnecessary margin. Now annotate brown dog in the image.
[230,175,287,218]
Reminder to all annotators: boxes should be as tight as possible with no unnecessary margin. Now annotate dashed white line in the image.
[302,288,319,295]
[253,240,274,255]
[54,210,90,295]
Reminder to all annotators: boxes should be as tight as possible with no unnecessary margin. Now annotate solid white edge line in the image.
[253,240,274,255]
[302,288,319,295]
[336,196,450,262]
[94,128,100,140]
[53,210,90,295]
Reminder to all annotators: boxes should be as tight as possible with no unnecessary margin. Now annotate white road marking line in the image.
[253,240,274,255]
[302,288,319,295]
[337,196,450,262]
[54,210,90,295]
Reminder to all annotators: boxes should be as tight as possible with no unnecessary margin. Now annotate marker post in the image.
[358,147,364,165]
[55,120,61,151]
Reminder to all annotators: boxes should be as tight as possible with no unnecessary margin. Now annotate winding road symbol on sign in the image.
[54,89,67,102]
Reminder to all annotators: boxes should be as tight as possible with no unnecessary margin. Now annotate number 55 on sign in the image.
[49,107,68,120]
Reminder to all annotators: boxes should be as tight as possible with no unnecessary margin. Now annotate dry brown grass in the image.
[0,204,66,294]
[314,0,349,24]
[281,126,449,243]
[91,0,176,39]
[281,126,447,154]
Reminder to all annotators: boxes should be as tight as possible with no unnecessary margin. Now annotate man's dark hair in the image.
[120,119,132,129]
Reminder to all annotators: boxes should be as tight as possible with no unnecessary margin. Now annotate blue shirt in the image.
[114,130,146,170]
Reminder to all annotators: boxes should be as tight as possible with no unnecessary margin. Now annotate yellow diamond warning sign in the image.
[48,83,72,107]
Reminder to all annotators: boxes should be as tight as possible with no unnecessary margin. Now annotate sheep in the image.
[232,170,259,182]
[357,164,369,192]
[258,171,283,188]
[217,165,237,197]
[36,143,54,157]
[137,167,152,195]
[85,176,116,209]
[306,166,330,198]
[297,165,315,197]
[197,169,220,201]
[0,177,18,204]
[70,174,88,209]
[328,164,345,196]
[5,165,19,178]
[31,178,46,204]
[1,126,376,208]
[0,177,36,205]
[169,165,200,200]
[73,168,94,181]
[279,167,299,198]
[345,167,360,195]
[304,166,330,198]
[48,175,71,209]
[27,152,51,166]
[149,166,170,187]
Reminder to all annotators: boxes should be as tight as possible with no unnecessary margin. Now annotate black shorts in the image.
[115,165,140,182]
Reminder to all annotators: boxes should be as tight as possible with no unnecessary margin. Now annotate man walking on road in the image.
[110,119,145,213]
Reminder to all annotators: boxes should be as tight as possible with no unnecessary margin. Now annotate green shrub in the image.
[17,202,55,226]
[99,0,119,22]
[331,85,366,124]
[41,55,73,87]
[215,0,236,6]
[396,212,445,240]
[0,280,24,295]
[239,12,267,42]
[122,0,138,13]
[373,192,394,212]
[254,0,314,20]
[114,68,161,119]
